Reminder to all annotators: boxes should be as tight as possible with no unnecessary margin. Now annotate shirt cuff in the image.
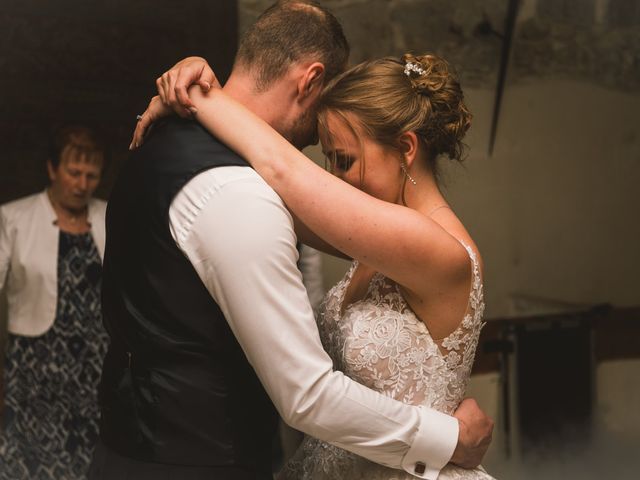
[401,407,459,479]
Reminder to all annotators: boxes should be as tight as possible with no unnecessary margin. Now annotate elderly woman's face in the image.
[48,145,103,212]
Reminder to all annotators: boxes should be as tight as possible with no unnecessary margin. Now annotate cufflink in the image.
[414,462,426,475]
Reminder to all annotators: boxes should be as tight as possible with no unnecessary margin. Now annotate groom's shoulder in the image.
[148,116,222,147]
[140,116,244,164]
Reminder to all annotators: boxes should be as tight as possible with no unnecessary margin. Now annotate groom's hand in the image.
[450,398,494,468]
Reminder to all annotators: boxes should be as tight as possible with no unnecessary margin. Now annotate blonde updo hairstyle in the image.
[318,53,471,182]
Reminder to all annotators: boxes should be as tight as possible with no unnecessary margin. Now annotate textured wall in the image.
[240,0,640,90]
[240,0,505,87]
[238,0,640,317]
[514,0,640,90]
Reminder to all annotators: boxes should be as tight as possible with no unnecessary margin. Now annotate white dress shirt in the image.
[0,190,106,336]
[297,244,325,312]
[168,166,458,479]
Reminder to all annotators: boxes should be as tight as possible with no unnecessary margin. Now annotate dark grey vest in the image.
[99,117,278,478]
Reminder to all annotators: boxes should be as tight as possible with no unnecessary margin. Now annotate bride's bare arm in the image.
[130,95,347,260]
[292,215,350,260]
[176,87,468,294]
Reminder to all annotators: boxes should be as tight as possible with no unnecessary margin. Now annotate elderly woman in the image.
[0,125,109,480]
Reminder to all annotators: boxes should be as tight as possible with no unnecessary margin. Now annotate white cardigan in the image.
[0,190,106,336]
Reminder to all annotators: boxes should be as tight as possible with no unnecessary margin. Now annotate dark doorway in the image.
[516,317,594,452]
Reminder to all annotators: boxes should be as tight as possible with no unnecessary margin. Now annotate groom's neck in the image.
[223,71,293,138]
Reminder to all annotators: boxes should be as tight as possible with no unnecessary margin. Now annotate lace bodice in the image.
[319,242,485,416]
[279,242,494,480]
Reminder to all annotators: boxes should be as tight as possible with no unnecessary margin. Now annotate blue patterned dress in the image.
[0,231,108,479]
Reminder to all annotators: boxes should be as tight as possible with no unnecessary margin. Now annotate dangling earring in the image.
[401,162,417,186]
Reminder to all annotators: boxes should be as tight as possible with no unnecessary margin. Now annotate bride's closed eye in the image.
[329,153,355,173]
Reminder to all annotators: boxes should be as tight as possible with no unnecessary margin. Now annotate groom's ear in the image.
[297,62,325,101]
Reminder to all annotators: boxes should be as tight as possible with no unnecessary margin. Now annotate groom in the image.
[92,2,492,479]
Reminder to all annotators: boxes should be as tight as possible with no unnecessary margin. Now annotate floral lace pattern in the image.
[279,242,494,479]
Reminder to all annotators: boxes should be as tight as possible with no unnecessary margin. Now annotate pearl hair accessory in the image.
[404,61,425,77]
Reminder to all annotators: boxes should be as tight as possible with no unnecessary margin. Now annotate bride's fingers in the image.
[194,70,220,94]
[157,71,189,116]
[175,87,197,115]
[156,76,167,105]
[197,67,219,92]
[197,80,212,91]
[164,71,178,106]
[174,70,203,115]
[157,70,190,118]
[173,64,220,115]
[176,84,200,115]
[200,62,219,88]
[175,73,220,115]
[129,96,166,150]
[161,73,177,107]
[130,114,148,150]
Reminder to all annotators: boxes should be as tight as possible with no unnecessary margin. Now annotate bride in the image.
[134,52,494,480]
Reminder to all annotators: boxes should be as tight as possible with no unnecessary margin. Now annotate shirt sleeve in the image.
[0,205,11,294]
[169,167,458,478]
[297,244,325,312]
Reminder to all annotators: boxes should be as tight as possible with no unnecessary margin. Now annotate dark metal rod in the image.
[488,0,521,156]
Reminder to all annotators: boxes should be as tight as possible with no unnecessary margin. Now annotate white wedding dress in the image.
[280,242,494,479]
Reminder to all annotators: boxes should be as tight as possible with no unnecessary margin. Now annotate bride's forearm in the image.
[188,86,346,252]
[186,85,460,292]
[293,215,350,260]
[189,85,345,258]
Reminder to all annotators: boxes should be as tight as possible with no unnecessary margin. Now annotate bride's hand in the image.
[156,56,219,117]
[130,57,221,149]
[129,96,172,149]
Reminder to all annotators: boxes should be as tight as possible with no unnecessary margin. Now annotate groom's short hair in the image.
[235,0,349,91]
